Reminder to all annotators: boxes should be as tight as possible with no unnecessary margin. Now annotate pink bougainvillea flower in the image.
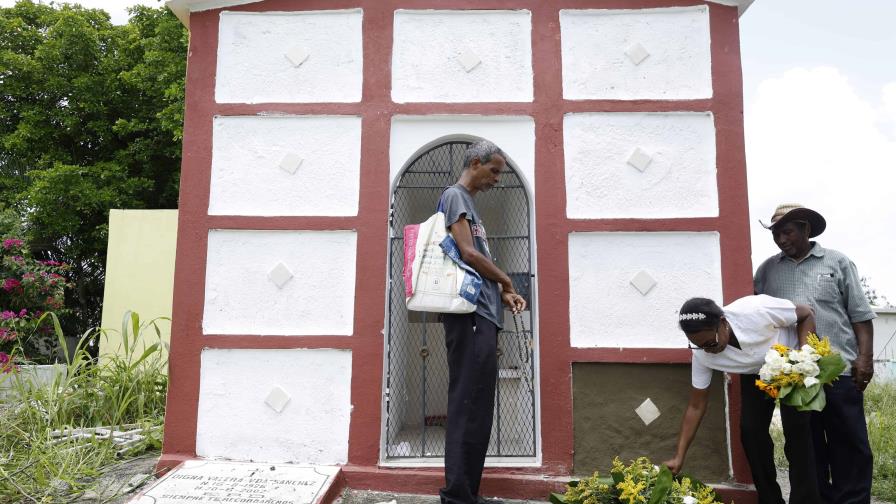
[2,238,24,250]
[22,272,35,281]
[0,328,17,342]
[1,310,16,320]
[2,278,21,292]
[39,260,62,266]
[18,308,27,317]
[0,351,18,374]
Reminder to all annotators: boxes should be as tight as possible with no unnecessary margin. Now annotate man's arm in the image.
[794,303,816,347]
[852,320,874,392]
[663,386,711,474]
[449,217,526,313]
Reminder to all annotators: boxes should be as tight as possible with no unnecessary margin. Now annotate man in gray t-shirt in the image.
[437,140,526,504]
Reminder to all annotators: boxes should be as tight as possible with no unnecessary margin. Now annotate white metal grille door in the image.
[383,141,536,460]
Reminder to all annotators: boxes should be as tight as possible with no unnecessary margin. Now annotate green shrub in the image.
[0,311,168,502]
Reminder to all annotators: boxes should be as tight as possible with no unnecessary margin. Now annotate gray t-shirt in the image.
[440,184,503,329]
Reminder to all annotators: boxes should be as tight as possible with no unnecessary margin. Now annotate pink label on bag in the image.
[403,224,420,297]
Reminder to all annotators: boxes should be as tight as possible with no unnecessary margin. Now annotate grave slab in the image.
[131,460,340,504]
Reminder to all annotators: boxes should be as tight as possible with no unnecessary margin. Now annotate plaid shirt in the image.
[754,242,876,373]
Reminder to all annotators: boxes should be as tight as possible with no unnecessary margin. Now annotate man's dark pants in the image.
[740,374,820,504]
[811,378,873,504]
[440,312,498,504]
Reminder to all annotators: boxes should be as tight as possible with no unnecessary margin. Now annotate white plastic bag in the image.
[403,211,482,314]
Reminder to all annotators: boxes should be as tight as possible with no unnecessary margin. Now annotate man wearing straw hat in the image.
[754,203,876,504]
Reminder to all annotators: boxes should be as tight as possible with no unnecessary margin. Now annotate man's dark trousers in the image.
[440,312,498,504]
[811,379,873,504]
[740,374,819,504]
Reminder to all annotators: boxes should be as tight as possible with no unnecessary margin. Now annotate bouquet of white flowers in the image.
[754,333,846,411]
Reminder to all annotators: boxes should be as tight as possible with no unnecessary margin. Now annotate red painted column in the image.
[160,8,219,467]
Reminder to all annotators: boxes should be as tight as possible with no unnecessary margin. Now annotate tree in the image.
[0,1,187,337]
[861,276,893,308]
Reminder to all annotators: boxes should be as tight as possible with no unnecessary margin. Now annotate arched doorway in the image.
[382,138,537,463]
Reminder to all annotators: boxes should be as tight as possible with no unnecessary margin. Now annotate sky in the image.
[739,0,896,305]
[2,0,894,302]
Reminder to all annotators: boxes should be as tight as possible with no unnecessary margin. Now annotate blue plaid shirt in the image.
[754,242,876,374]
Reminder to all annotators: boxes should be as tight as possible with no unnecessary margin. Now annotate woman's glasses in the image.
[688,323,723,351]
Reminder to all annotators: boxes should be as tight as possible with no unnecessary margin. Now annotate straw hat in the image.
[760,203,826,238]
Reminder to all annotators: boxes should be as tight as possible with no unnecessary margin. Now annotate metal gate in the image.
[383,140,536,461]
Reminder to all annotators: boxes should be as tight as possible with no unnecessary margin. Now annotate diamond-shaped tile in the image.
[635,398,661,426]
[627,147,653,172]
[279,152,303,175]
[264,385,291,413]
[630,270,657,296]
[456,48,482,73]
[268,262,294,289]
[285,46,310,67]
[625,42,650,65]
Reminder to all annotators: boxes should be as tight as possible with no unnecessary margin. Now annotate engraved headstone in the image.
[131,460,339,504]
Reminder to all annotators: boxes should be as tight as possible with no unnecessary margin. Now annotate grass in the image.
[770,378,896,502]
[0,312,169,503]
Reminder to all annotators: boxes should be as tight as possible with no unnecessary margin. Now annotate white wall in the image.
[560,7,712,100]
[564,112,718,219]
[873,309,896,360]
[209,115,362,216]
[216,10,363,103]
[568,232,723,348]
[392,10,533,103]
[196,348,352,464]
[203,230,357,335]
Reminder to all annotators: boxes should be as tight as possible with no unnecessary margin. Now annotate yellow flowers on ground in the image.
[550,456,724,504]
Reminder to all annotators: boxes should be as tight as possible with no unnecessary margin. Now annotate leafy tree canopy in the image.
[0,1,187,335]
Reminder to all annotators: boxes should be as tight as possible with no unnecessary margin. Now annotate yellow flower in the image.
[772,343,790,355]
[616,475,648,504]
[755,379,780,399]
[807,333,832,357]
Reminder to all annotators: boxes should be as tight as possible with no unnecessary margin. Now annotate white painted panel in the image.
[209,116,362,216]
[564,112,718,219]
[390,116,535,194]
[392,10,533,103]
[216,10,363,103]
[196,348,352,464]
[203,230,357,335]
[560,7,712,100]
[568,232,723,348]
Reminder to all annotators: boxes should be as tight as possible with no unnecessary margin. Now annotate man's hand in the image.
[501,291,526,314]
[852,354,874,392]
[662,456,683,475]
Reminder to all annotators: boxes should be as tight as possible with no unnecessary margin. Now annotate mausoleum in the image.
[162,0,758,500]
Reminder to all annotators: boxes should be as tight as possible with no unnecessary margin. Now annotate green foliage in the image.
[865,380,896,501]
[0,311,169,502]
[0,1,187,336]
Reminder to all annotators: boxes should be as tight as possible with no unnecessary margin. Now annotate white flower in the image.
[759,366,774,382]
[683,496,698,504]
[804,376,819,387]
[799,344,822,361]
[794,361,820,377]
[782,363,793,374]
